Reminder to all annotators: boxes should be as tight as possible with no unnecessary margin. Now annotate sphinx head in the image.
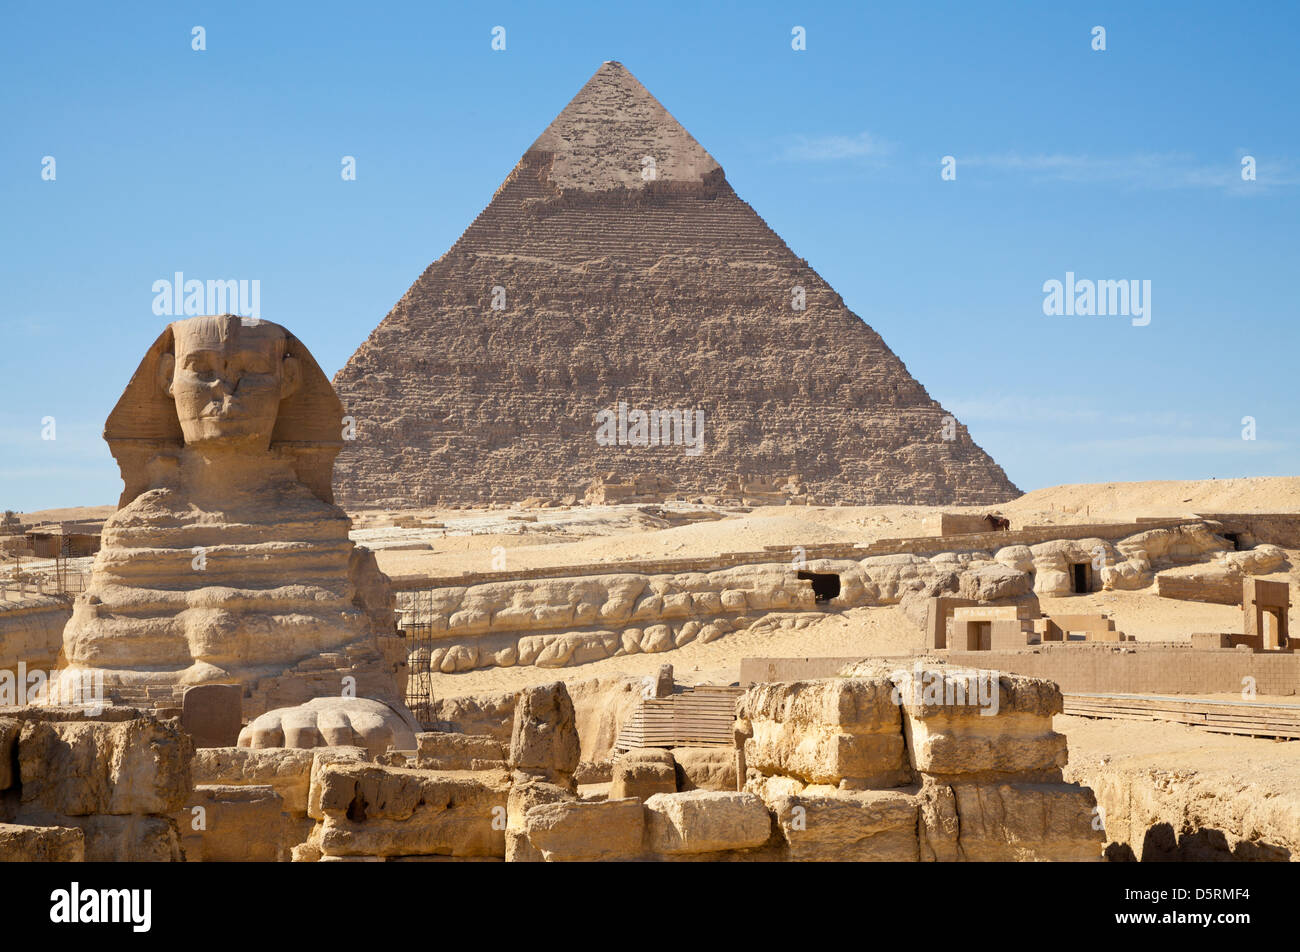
[157,315,301,451]
[105,316,344,506]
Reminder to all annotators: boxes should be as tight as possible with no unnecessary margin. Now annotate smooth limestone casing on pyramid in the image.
[332,61,1019,507]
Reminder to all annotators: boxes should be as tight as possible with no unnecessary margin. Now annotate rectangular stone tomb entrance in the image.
[796,571,841,605]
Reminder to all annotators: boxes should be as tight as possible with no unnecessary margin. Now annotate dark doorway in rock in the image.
[1070,563,1090,594]
[1224,532,1241,551]
[798,571,841,604]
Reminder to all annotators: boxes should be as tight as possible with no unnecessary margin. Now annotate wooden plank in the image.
[1062,692,1300,740]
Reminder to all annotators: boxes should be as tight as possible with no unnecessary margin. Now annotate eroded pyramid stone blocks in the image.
[331,62,1018,508]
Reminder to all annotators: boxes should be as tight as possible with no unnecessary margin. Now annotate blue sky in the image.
[1,1,1297,512]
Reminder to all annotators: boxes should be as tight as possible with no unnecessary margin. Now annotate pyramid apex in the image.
[526,62,721,192]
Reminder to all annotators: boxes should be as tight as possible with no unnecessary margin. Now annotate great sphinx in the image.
[51,315,403,717]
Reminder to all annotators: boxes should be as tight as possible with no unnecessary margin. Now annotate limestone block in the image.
[672,747,737,792]
[0,598,71,674]
[948,782,1103,861]
[509,682,579,786]
[1035,570,1071,596]
[640,624,673,653]
[771,791,918,862]
[1230,543,1287,575]
[56,814,181,862]
[1117,524,1226,567]
[505,775,576,862]
[891,670,1066,781]
[1100,556,1152,591]
[994,545,1034,574]
[610,748,677,800]
[719,590,747,611]
[524,797,645,861]
[643,791,772,855]
[238,696,418,757]
[428,691,516,741]
[315,762,509,858]
[183,784,287,862]
[18,716,193,816]
[917,780,961,862]
[307,746,369,820]
[737,679,908,788]
[192,746,316,814]
[958,563,1031,602]
[416,732,505,771]
[0,822,84,862]
[534,636,576,668]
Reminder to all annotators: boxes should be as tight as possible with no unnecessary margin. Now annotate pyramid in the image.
[332,62,1019,507]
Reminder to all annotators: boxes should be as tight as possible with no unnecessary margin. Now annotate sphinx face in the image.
[164,316,299,450]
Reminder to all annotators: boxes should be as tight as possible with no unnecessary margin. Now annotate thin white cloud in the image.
[959,151,1299,193]
[780,132,892,162]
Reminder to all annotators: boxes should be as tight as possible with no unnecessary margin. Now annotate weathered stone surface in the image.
[946,782,1103,862]
[427,691,516,742]
[192,746,316,814]
[505,774,576,862]
[181,683,243,749]
[890,670,1067,781]
[239,696,418,758]
[18,716,193,816]
[416,732,505,770]
[306,747,369,821]
[770,791,919,862]
[1072,761,1300,862]
[610,747,677,800]
[737,678,908,788]
[957,563,1032,602]
[0,822,84,862]
[643,791,772,855]
[182,784,287,862]
[49,315,401,717]
[330,62,1018,509]
[524,797,645,861]
[56,814,181,862]
[509,682,580,786]
[315,762,509,858]
[0,717,16,790]
[0,597,70,675]
[672,747,737,792]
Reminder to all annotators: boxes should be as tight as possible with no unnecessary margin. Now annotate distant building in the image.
[24,521,103,558]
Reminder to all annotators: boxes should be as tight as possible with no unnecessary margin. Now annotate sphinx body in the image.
[52,315,401,716]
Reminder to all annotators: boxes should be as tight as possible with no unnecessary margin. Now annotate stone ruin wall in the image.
[397,521,1281,676]
[0,671,1107,862]
[10,669,1300,862]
